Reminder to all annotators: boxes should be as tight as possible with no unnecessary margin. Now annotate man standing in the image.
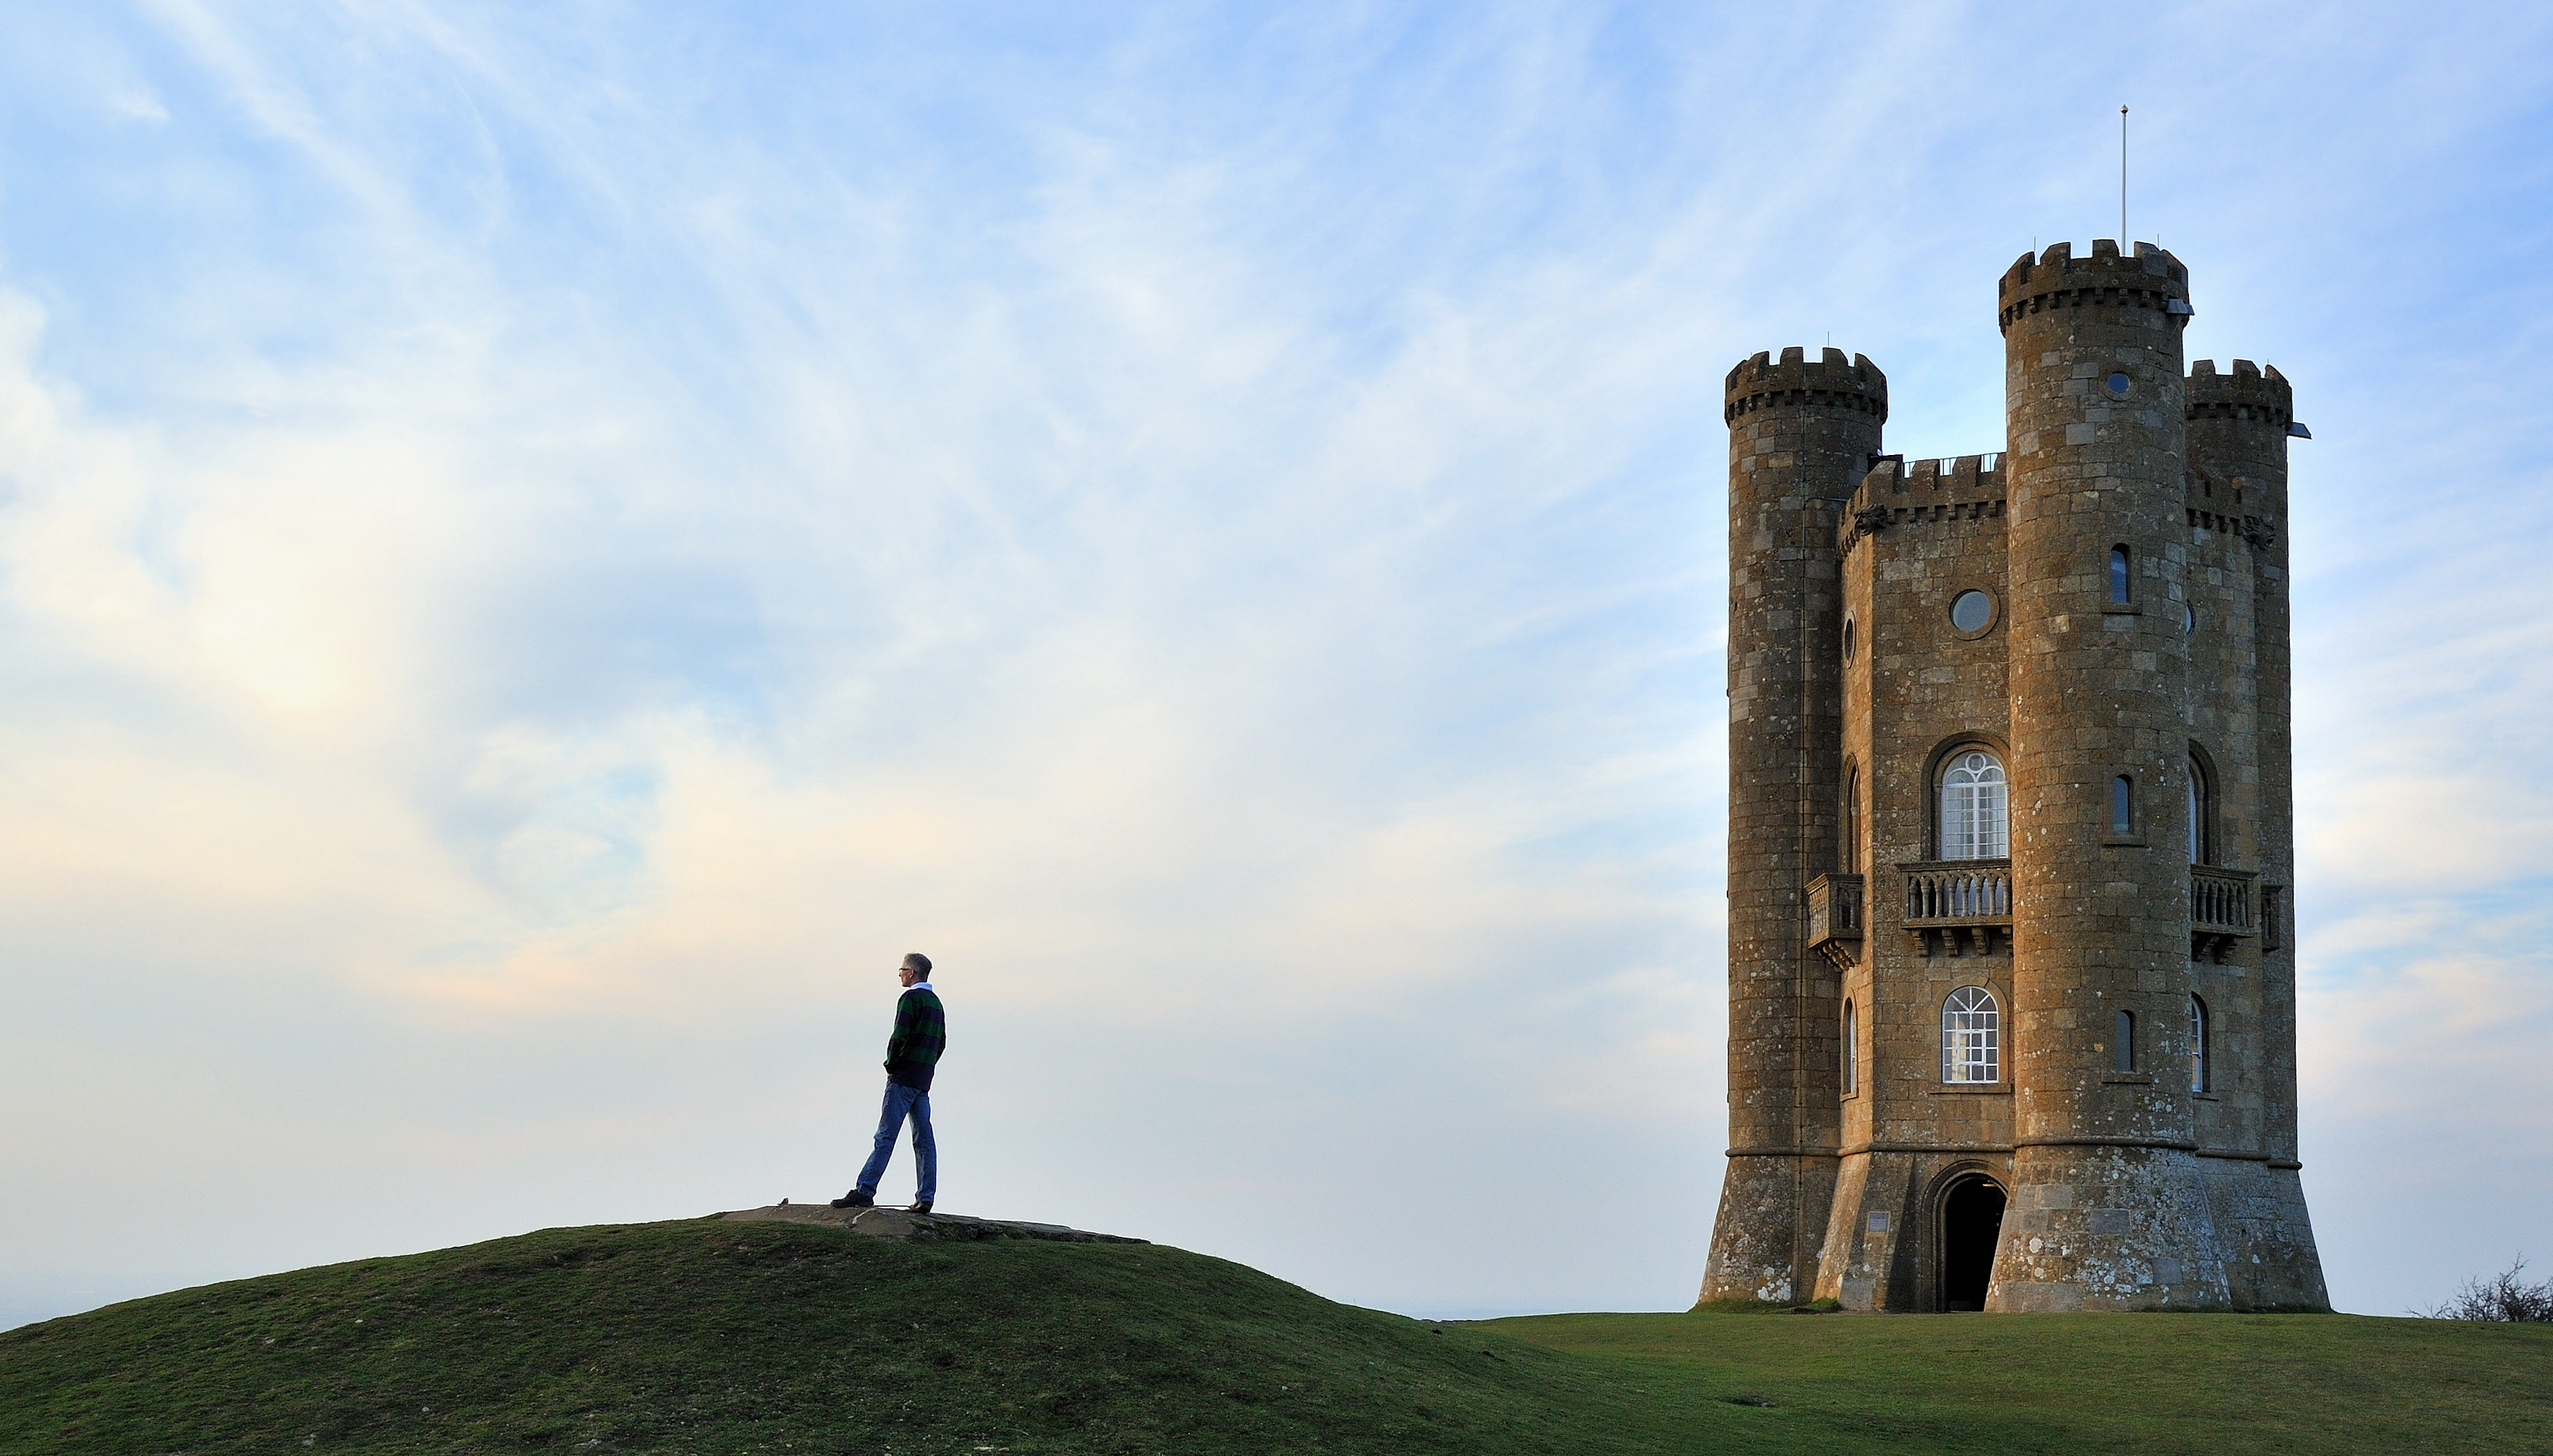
[833,952,945,1213]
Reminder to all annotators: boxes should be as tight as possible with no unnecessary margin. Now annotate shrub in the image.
[2426,1256,2553,1322]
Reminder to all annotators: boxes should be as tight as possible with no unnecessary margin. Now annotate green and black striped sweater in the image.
[884,986,946,1091]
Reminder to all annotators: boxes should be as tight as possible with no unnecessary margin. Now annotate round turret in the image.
[1991,239,2225,1311]
[2186,355,2304,1232]
[1996,239,2192,336]
[1724,345,1887,426]
[1700,342,1887,1307]
[2186,358,2295,519]
[2185,358,2294,431]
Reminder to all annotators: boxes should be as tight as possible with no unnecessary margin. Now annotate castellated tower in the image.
[1700,244,2329,1312]
[1698,346,1886,1306]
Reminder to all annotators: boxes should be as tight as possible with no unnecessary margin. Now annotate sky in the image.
[1,0,2549,1330]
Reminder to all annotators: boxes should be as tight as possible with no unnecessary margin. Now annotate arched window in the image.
[2111,775,2135,837]
[1842,1000,1859,1096]
[2114,1010,2136,1073]
[2190,996,2210,1093]
[2188,754,2213,865]
[1942,987,1999,1084]
[1843,766,1862,873]
[1939,750,2008,860]
[2109,545,2132,604]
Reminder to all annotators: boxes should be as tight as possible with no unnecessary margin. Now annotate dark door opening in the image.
[1940,1175,2007,1312]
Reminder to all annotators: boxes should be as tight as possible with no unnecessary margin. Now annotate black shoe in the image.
[909,1199,933,1215]
[830,1190,874,1210]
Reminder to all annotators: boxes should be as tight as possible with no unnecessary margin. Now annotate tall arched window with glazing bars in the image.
[1942,986,1999,1084]
[1939,750,2007,859]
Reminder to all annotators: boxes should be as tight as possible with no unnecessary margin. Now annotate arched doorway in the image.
[1938,1173,2007,1312]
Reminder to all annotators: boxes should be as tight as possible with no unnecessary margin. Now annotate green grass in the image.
[1485,1308,2553,1453]
[1,1217,2545,1455]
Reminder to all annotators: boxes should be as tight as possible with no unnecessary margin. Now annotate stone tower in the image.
[1700,244,2328,1312]
[1699,346,1886,1305]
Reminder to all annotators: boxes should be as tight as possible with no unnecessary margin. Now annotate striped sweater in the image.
[884,985,947,1091]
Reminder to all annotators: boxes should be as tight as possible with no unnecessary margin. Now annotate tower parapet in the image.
[2186,359,2294,429]
[1840,454,2007,549]
[1997,241,2192,335]
[1724,346,1889,424]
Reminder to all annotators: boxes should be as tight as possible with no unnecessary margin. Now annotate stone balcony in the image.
[2191,864,2258,962]
[1806,873,1864,969]
[1900,860,2011,957]
[1884,859,2256,962]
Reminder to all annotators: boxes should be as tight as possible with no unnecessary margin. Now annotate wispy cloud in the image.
[0,1,2547,1326]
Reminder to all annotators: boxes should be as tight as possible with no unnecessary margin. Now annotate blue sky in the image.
[1,0,2549,1328]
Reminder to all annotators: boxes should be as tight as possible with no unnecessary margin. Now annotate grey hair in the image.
[901,952,932,974]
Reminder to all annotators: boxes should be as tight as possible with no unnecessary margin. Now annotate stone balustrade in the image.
[2192,864,2259,962]
[1900,859,2012,957]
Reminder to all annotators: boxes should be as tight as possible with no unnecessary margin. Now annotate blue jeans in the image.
[856,1081,936,1202]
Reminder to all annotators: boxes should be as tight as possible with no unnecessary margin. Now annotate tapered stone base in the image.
[1814,1151,1917,1310]
[2200,1158,2330,1310]
[1988,1145,2232,1311]
[1698,1154,1836,1306]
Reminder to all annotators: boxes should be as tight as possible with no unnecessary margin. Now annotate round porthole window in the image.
[2106,370,2132,398]
[1844,616,1857,661]
[1950,590,1995,633]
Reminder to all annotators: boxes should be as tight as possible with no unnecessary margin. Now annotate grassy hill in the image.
[1,1215,2544,1455]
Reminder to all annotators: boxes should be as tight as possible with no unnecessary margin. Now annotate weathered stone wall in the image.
[2180,410,2263,1179]
[1816,454,2018,1310]
[1699,347,1882,1305]
[1817,1149,1915,1308]
[2198,1156,2327,1308]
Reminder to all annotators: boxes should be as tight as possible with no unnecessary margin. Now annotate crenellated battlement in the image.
[1724,345,1888,425]
[2187,358,2294,428]
[1838,451,2006,550]
[1997,240,2192,335]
